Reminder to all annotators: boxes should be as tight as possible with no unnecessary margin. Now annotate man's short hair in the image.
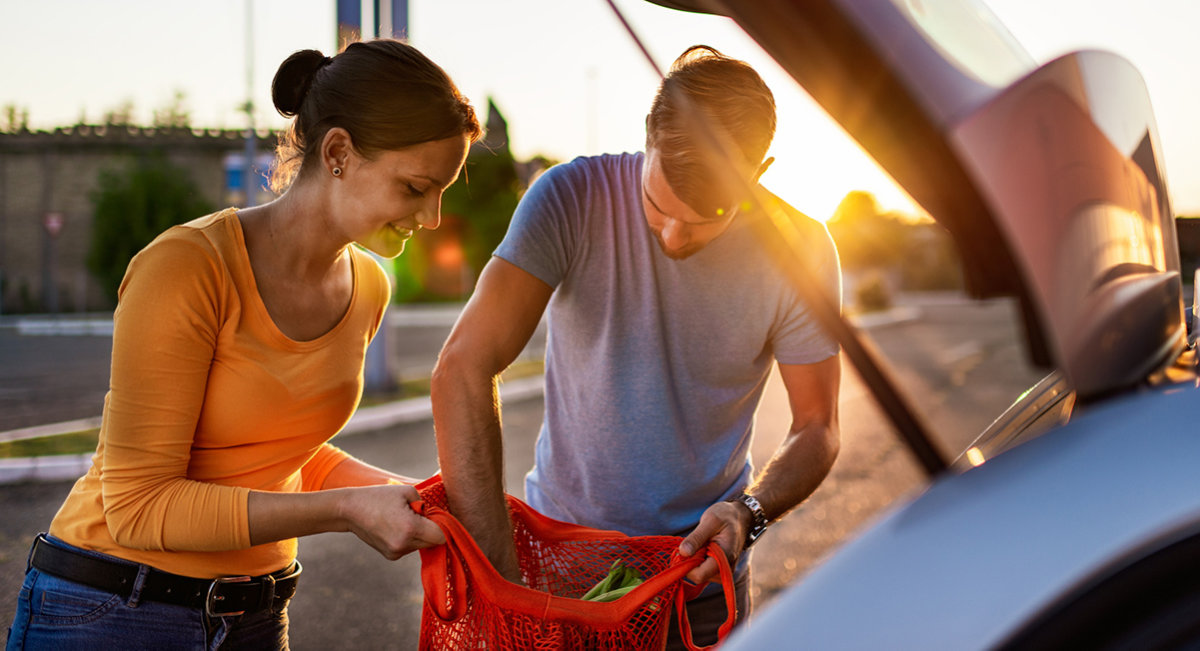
[646,45,776,220]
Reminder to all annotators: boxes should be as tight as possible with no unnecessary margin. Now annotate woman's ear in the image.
[321,127,355,177]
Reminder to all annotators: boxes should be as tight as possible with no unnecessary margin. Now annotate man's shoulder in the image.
[752,190,835,249]
[540,152,643,187]
[755,190,821,227]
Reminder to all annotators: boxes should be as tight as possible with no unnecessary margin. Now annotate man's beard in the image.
[652,229,701,260]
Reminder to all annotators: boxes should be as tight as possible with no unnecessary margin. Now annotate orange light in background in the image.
[433,241,464,269]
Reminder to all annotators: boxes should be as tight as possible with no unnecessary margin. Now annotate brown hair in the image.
[269,39,482,192]
[646,45,776,219]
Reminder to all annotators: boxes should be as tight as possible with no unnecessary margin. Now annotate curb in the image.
[0,375,545,486]
[0,417,104,444]
[848,306,921,329]
[0,304,468,336]
[0,304,922,486]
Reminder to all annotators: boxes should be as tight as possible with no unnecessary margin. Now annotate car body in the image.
[643,0,1200,647]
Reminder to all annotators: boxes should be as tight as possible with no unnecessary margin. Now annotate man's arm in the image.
[430,257,553,583]
[679,354,841,583]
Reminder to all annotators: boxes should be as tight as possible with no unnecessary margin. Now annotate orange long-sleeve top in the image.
[49,208,389,579]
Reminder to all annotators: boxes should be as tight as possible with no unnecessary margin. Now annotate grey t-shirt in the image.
[495,152,840,536]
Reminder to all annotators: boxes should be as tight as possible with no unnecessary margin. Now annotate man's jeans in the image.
[5,537,289,651]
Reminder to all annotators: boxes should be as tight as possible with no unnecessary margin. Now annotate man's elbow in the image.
[819,422,841,471]
[431,342,475,400]
[432,337,503,398]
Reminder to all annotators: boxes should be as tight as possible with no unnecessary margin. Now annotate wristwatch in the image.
[727,491,769,549]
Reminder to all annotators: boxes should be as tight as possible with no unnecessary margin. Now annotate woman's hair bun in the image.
[271,49,331,117]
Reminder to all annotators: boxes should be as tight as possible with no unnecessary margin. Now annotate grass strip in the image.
[1,359,545,459]
[0,429,100,459]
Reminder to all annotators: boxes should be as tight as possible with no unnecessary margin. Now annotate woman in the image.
[6,39,480,650]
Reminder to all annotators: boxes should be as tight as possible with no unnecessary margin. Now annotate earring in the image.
[332,167,342,177]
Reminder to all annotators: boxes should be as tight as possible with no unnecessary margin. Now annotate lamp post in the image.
[339,0,410,394]
[241,0,257,208]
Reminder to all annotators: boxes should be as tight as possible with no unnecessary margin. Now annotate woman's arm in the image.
[317,452,423,489]
[100,234,252,551]
[247,484,443,559]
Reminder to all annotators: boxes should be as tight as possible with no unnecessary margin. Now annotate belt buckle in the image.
[206,575,251,617]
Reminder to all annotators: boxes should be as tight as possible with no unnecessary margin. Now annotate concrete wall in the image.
[0,125,274,313]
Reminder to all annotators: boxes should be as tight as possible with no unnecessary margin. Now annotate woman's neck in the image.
[240,183,348,284]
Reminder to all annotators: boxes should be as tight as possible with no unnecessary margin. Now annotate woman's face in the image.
[335,134,470,258]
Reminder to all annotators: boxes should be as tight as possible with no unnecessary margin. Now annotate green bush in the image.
[87,153,214,304]
[392,146,522,303]
[855,272,893,313]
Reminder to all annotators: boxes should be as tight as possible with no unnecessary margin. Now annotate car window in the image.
[888,0,1033,88]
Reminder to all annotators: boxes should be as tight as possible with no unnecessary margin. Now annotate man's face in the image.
[640,149,738,260]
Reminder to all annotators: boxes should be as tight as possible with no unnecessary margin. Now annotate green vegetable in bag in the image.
[581,559,644,601]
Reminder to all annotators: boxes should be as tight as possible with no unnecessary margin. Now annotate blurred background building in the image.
[0,94,548,316]
[0,0,552,317]
[0,124,274,314]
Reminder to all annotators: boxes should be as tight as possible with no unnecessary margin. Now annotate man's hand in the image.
[678,500,752,584]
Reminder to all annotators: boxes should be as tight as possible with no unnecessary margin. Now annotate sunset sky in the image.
[4,0,1198,222]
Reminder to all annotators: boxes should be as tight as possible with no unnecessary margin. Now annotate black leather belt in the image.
[30,535,301,617]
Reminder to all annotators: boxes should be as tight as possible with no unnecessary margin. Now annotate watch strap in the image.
[728,491,769,548]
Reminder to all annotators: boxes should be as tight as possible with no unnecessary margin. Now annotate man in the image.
[430,45,841,644]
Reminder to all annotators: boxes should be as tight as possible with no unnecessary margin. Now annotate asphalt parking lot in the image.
[0,296,1044,648]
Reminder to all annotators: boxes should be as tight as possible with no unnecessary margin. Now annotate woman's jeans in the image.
[5,536,289,651]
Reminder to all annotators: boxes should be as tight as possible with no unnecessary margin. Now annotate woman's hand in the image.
[248,484,444,559]
[337,484,445,559]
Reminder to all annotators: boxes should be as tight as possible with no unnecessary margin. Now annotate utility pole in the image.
[0,141,6,316]
[241,0,257,208]
[39,152,60,315]
[336,0,361,50]
[377,0,409,39]
[339,0,410,394]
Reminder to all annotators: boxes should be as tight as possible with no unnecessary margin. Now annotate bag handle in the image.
[414,500,471,622]
[415,498,715,627]
[674,542,737,651]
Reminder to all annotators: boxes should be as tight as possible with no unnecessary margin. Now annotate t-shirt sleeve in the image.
[772,220,843,365]
[492,162,581,288]
[98,231,252,552]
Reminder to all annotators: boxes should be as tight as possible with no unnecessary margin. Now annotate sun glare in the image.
[760,131,927,224]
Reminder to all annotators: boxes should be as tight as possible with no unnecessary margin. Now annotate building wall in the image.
[0,125,274,313]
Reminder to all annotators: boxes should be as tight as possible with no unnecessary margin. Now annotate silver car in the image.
[644,0,1200,647]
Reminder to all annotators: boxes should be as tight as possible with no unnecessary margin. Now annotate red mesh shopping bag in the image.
[414,476,735,651]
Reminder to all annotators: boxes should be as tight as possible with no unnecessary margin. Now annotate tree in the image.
[391,145,523,302]
[445,146,521,275]
[87,153,215,303]
[2,104,29,133]
[153,91,191,129]
[103,100,136,127]
[826,190,909,270]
